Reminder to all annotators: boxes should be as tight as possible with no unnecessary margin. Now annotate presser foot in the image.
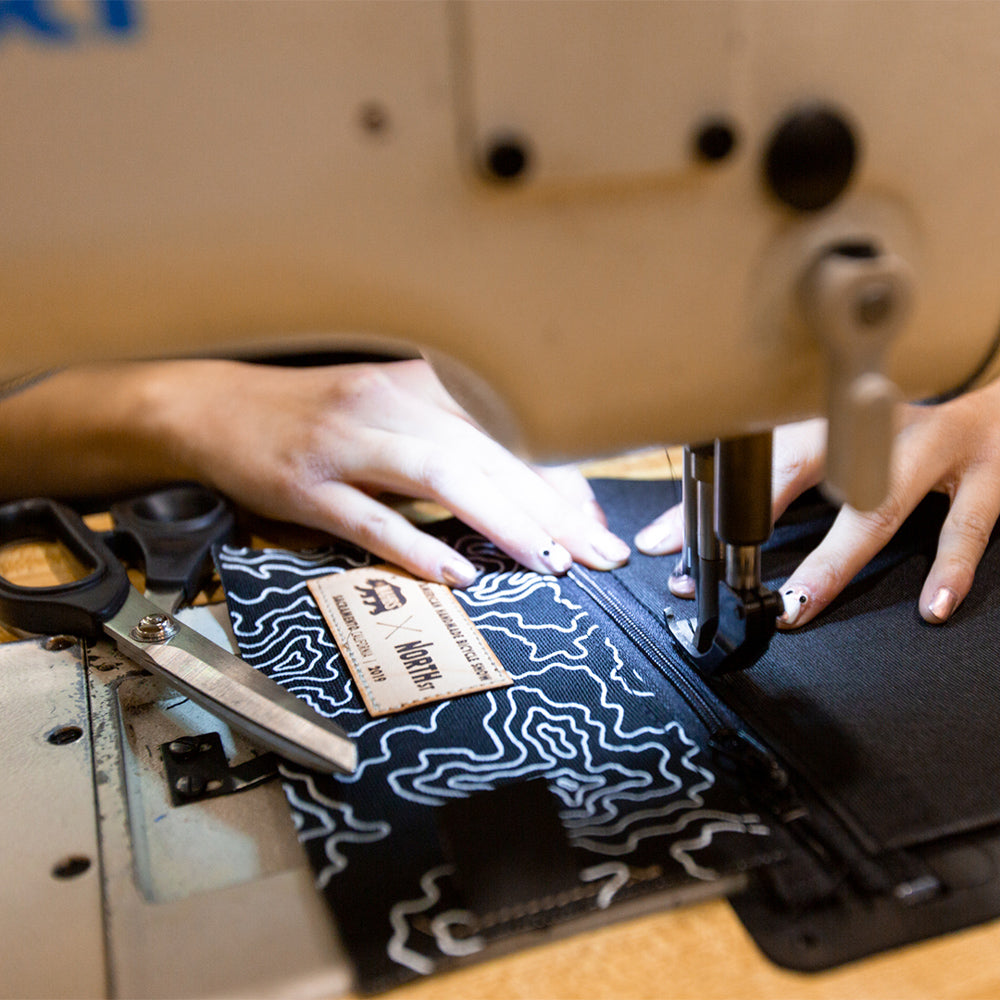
[665,583,782,678]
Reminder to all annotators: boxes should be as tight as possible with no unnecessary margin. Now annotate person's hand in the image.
[131,358,630,586]
[633,378,1000,627]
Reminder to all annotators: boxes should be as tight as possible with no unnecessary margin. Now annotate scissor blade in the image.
[105,588,356,774]
[142,584,185,615]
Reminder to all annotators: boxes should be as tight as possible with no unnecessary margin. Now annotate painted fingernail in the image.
[634,519,681,556]
[538,540,573,575]
[441,559,479,588]
[927,586,958,624]
[586,526,631,569]
[779,586,809,628]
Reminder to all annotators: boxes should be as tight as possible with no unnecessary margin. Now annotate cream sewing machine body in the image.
[3,1,1000,460]
[3,2,1000,996]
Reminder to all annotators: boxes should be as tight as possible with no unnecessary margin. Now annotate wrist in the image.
[124,359,238,486]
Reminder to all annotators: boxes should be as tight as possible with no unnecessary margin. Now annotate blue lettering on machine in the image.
[0,0,137,42]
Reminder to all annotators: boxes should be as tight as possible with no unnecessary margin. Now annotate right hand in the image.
[127,358,632,586]
[633,377,1000,628]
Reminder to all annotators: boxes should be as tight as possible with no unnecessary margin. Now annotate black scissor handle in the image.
[110,483,234,604]
[0,498,130,639]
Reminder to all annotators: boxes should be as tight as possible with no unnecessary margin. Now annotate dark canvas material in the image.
[593,483,1000,854]
[215,478,1000,990]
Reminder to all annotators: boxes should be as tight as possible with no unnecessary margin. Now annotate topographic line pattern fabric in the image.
[215,481,783,993]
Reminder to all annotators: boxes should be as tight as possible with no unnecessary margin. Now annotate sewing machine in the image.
[5,0,1000,672]
[4,1,1000,996]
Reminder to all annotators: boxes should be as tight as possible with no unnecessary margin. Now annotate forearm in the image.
[0,362,200,500]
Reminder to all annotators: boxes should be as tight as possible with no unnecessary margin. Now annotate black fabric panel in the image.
[438,779,584,916]
[590,479,1000,853]
[215,506,784,994]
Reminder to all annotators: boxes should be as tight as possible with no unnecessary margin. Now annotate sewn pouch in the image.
[216,478,1000,990]
[215,477,790,994]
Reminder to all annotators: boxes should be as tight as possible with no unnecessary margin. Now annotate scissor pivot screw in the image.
[131,612,178,643]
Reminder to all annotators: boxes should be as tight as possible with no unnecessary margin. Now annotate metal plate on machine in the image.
[0,631,353,999]
[0,637,106,999]
[460,1,738,186]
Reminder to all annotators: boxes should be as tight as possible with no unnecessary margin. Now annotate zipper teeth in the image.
[569,566,729,734]
[570,565,876,888]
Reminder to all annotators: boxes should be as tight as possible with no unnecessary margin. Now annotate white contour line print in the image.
[579,861,632,909]
[383,686,689,807]
[227,545,772,894]
[217,545,366,579]
[572,806,769,867]
[387,864,455,975]
[279,766,392,888]
[471,609,595,654]
[429,910,485,957]
[460,570,583,613]
[559,722,712,832]
[669,817,773,880]
[603,635,656,698]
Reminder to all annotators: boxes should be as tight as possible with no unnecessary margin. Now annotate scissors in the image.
[0,484,356,775]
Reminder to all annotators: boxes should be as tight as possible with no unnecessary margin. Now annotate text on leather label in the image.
[308,565,511,716]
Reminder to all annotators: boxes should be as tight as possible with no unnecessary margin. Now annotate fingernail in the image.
[585,526,631,569]
[442,559,479,588]
[668,561,696,600]
[927,586,958,624]
[778,586,809,628]
[538,540,573,575]
[634,519,681,556]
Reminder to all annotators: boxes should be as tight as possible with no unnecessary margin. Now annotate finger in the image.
[432,430,629,566]
[321,383,630,571]
[771,418,827,521]
[300,481,482,587]
[634,503,683,556]
[373,427,631,571]
[344,431,618,574]
[776,414,955,629]
[668,559,696,599]
[776,476,945,629]
[534,463,609,526]
[918,468,1000,623]
[481,462,629,568]
[774,504,903,628]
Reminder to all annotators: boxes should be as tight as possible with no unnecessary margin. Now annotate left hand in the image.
[633,377,1000,628]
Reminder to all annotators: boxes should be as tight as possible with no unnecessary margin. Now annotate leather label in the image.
[308,565,511,716]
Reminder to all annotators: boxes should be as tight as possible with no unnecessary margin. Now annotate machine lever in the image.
[800,243,913,511]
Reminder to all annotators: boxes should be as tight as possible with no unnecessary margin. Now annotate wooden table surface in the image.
[2,451,998,999]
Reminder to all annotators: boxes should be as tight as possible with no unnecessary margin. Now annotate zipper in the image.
[568,564,895,901]
[569,565,789,790]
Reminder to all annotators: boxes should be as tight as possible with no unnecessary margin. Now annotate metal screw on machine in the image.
[160,731,280,806]
[166,736,202,760]
[174,773,207,800]
[130,612,179,643]
[855,282,896,327]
